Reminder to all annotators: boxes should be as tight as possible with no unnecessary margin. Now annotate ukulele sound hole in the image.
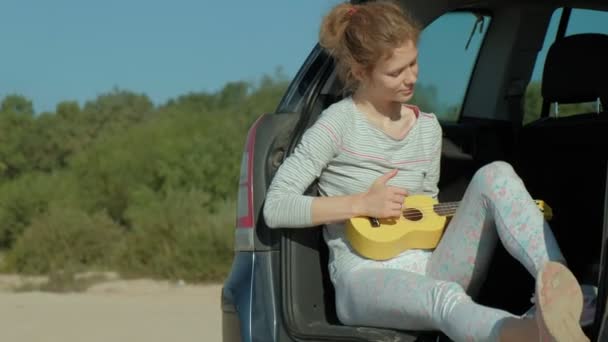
[403,208,423,221]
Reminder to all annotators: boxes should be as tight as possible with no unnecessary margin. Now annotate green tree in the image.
[0,96,35,179]
[0,73,289,281]
[81,88,155,140]
[1,95,34,116]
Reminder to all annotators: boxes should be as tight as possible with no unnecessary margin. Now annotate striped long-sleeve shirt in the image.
[263,95,442,282]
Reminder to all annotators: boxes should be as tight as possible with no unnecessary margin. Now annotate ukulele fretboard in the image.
[432,201,460,217]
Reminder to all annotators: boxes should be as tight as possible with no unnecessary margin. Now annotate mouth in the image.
[399,88,414,96]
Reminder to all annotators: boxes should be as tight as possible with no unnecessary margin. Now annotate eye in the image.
[388,70,401,77]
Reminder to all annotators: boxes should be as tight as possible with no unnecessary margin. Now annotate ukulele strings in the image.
[400,201,544,219]
[402,201,542,212]
[402,203,460,212]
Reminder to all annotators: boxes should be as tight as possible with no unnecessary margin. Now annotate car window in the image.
[414,11,491,122]
[523,8,608,124]
[277,46,330,114]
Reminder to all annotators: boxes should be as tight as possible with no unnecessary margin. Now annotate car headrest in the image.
[542,33,608,107]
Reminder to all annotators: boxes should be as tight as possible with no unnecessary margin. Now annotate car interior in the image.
[269,1,608,341]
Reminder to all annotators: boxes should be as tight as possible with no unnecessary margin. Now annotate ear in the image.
[351,63,369,83]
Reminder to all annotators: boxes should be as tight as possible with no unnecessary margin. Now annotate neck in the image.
[352,91,402,121]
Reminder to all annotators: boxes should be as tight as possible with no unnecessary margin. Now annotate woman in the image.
[263,1,590,341]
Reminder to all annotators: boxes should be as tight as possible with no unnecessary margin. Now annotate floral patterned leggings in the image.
[334,161,566,341]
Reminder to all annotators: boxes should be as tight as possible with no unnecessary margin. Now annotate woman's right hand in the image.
[360,169,409,219]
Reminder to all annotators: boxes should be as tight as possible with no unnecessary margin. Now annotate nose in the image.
[402,67,417,85]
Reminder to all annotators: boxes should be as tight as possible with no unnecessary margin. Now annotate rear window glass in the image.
[523,8,608,124]
[415,12,491,122]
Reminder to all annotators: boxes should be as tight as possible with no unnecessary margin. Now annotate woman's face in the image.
[356,39,419,104]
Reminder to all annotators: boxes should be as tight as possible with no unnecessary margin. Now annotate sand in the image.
[0,275,222,342]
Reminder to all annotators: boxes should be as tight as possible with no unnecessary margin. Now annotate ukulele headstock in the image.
[534,200,553,221]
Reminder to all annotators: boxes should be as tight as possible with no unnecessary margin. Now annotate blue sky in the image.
[0,1,605,113]
[1,0,343,113]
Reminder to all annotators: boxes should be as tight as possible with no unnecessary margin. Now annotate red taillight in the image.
[235,115,264,251]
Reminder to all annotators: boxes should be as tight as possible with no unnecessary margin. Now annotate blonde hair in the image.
[319,1,421,93]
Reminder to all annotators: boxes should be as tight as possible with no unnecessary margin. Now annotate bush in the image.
[0,172,81,249]
[116,189,235,282]
[3,206,122,274]
[0,74,288,284]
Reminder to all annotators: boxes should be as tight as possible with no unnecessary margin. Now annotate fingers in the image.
[376,169,398,185]
[388,186,409,197]
[390,203,403,211]
[389,207,403,218]
[391,194,405,204]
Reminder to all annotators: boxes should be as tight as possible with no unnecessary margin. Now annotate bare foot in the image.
[536,261,589,342]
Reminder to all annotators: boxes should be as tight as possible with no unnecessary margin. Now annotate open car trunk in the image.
[271,0,608,339]
[279,114,608,341]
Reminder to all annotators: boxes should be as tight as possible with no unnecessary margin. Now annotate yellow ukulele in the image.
[345,194,553,261]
